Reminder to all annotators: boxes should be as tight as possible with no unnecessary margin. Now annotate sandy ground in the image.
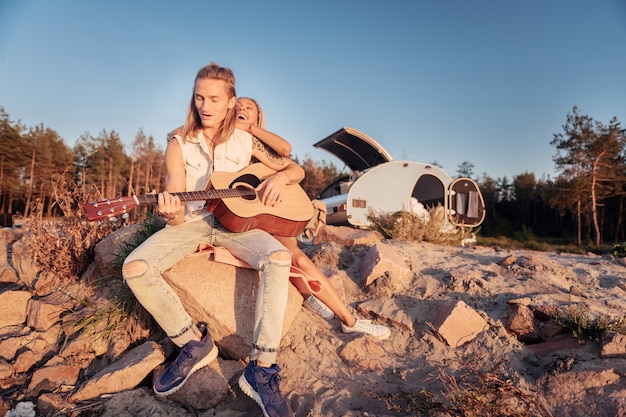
[94,238,626,417]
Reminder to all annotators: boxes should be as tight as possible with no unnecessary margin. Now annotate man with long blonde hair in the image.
[123,62,299,417]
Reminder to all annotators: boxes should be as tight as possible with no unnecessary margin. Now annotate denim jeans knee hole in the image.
[122,260,148,278]
[268,250,291,264]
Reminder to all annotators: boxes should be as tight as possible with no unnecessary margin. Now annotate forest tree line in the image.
[1,106,625,246]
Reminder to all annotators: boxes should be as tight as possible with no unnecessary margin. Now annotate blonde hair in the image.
[238,97,266,129]
[182,62,237,145]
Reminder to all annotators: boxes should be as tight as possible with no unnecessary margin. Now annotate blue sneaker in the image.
[153,324,218,396]
[238,361,294,417]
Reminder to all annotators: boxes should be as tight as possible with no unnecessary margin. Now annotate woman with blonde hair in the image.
[235,96,390,339]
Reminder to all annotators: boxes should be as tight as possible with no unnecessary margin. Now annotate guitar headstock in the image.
[83,196,138,221]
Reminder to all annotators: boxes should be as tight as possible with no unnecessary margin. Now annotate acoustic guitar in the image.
[82,163,315,237]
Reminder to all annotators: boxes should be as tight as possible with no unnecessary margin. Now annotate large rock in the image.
[14,330,59,374]
[0,262,18,284]
[162,250,304,361]
[536,359,626,417]
[93,223,145,275]
[431,300,489,348]
[10,239,39,289]
[313,225,383,247]
[26,296,71,331]
[70,341,167,402]
[0,291,31,328]
[0,327,34,361]
[0,228,23,264]
[359,242,412,287]
[28,363,81,398]
[600,331,626,358]
[505,302,539,343]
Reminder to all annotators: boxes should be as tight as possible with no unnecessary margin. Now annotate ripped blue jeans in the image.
[122,212,291,364]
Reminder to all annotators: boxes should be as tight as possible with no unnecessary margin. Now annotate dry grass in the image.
[17,172,123,283]
[367,389,444,414]
[365,205,473,246]
[17,171,157,345]
[369,354,549,416]
[435,357,546,417]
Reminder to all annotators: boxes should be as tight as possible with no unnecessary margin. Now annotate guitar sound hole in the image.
[233,184,256,201]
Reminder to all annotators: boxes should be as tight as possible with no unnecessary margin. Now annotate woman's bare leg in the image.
[274,235,356,327]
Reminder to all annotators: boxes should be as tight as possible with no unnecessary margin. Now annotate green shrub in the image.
[553,304,626,342]
[611,242,626,258]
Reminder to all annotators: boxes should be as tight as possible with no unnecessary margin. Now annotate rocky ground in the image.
[1,225,626,416]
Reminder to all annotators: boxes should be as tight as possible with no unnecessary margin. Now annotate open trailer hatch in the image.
[313,127,392,172]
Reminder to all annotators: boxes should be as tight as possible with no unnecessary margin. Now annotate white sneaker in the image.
[303,295,334,320]
[341,318,390,340]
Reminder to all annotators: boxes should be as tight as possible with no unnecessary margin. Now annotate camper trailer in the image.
[314,127,486,229]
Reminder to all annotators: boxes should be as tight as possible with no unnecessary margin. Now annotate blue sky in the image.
[1,1,625,181]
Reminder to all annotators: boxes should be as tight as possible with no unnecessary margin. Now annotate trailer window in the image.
[412,174,445,208]
[317,175,350,199]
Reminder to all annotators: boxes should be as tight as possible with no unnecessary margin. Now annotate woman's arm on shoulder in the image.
[252,140,303,182]
[250,125,292,157]
[252,136,291,165]
[236,119,292,157]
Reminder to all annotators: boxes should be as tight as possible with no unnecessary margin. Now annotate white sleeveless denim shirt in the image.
[213,129,252,172]
[172,129,252,220]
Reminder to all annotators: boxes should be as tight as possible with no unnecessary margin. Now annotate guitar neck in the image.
[82,163,313,233]
[134,188,256,206]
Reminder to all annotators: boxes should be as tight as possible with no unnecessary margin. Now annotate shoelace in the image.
[265,371,282,393]
[354,319,376,332]
[170,348,193,372]
[309,299,323,313]
[308,297,329,314]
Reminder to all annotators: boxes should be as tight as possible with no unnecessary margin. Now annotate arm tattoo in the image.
[252,137,287,165]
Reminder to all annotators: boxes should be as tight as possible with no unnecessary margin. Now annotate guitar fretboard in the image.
[134,188,257,205]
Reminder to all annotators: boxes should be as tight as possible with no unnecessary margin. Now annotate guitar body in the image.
[209,164,314,237]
